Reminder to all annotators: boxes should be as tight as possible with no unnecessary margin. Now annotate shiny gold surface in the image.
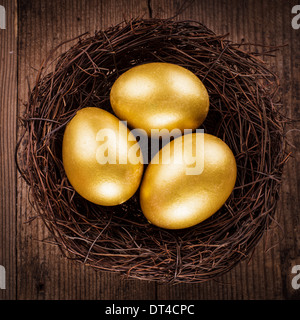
[62,107,144,206]
[110,62,209,136]
[140,133,237,229]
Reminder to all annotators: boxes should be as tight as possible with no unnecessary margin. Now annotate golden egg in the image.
[110,62,209,136]
[62,107,144,206]
[140,133,237,229]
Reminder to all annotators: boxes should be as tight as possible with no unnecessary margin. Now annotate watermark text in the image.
[292,5,300,29]
[0,265,5,289]
[291,265,300,289]
[0,5,5,30]
[95,121,204,175]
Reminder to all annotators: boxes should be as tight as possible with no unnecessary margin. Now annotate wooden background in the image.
[0,0,300,300]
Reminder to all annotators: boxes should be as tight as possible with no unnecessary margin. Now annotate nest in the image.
[17,19,289,284]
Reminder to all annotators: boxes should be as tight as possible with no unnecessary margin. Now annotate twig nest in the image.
[17,19,288,283]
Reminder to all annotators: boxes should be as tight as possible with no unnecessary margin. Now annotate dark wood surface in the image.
[0,0,299,300]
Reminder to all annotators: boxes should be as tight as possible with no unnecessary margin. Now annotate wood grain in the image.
[0,0,17,300]
[0,0,298,300]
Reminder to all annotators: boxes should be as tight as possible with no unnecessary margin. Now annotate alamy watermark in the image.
[95,121,204,175]
[291,265,300,290]
[0,265,5,289]
[0,5,5,30]
[292,5,300,29]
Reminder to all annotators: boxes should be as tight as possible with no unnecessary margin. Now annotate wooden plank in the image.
[276,0,300,300]
[16,0,156,300]
[150,0,300,299]
[0,0,17,300]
